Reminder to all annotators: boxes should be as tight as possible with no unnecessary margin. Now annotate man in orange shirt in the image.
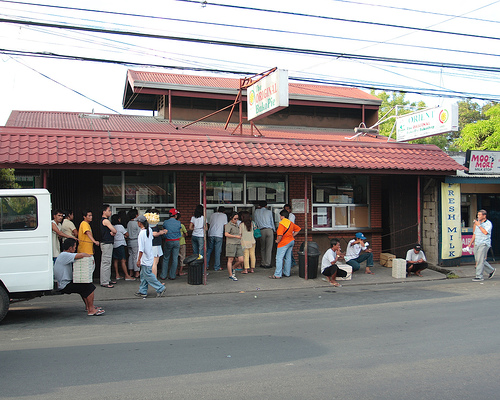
[270,209,301,279]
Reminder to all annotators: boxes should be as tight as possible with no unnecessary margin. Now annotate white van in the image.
[0,189,54,322]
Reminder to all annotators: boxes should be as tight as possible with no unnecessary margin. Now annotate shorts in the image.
[322,264,347,278]
[59,282,96,298]
[152,245,163,258]
[226,243,243,258]
[112,245,126,260]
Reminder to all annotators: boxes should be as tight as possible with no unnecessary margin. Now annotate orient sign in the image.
[396,103,458,142]
[247,69,289,121]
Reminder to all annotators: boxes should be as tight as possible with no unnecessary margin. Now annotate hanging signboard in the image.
[466,150,500,174]
[441,183,461,260]
[396,103,458,142]
[247,69,289,121]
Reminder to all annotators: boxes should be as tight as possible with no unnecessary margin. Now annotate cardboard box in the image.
[73,256,95,283]
[392,258,406,279]
[336,264,352,281]
[380,253,396,267]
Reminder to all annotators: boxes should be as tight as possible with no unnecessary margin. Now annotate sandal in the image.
[241,270,248,274]
[249,269,255,273]
[88,309,105,316]
[365,271,375,275]
[100,284,114,288]
[330,282,342,287]
[269,275,281,279]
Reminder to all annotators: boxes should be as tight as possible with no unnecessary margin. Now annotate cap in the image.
[169,208,179,216]
[137,215,147,223]
[355,232,366,240]
[414,244,422,251]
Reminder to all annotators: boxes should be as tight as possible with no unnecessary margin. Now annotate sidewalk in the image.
[84,262,485,302]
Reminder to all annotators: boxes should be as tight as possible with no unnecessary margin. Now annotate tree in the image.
[455,104,500,150]
[370,90,420,137]
[0,169,19,189]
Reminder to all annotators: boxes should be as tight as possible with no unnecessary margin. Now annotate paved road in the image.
[1,279,499,400]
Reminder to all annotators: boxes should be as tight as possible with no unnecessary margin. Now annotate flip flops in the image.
[100,284,114,288]
[88,309,105,316]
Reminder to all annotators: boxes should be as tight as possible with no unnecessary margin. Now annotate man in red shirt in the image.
[270,209,301,279]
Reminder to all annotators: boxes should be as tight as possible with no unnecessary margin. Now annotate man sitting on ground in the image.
[345,232,374,274]
[53,238,104,316]
[321,238,347,287]
[406,244,428,277]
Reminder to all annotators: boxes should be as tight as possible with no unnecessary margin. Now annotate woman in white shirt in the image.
[189,204,205,257]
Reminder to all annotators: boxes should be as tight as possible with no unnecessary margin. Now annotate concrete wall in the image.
[422,179,439,265]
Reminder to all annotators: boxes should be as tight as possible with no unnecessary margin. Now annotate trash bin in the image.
[184,254,204,285]
[298,241,321,279]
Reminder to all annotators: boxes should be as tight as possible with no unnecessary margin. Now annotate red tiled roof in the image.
[5,111,386,143]
[0,125,466,174]
[127,70,381,103]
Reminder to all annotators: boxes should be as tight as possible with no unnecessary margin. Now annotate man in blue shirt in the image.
[254,201,276,269]
[161,208,182,280]
[471,209,495,282]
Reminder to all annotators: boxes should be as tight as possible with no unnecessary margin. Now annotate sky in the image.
[1,0,500,125]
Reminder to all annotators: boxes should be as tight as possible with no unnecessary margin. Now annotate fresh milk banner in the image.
[441,183,462,260]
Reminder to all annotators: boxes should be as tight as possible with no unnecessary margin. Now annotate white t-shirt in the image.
[344,239,368,262]
[321,248,338,273]
[113,225,127,248]
[406,249,426,262]
[208,212,228,238]
[191,216,204,237]
[288,212,296,223]
[137,227,154,266]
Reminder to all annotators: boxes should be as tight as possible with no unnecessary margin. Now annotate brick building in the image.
[0,70,465,268]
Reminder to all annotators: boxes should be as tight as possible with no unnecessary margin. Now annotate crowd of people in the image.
[52,202,494,316]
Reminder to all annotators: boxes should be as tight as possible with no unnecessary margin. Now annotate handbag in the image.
[253,222,262,239]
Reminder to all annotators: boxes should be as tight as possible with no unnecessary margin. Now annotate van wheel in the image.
[0,286,9,323]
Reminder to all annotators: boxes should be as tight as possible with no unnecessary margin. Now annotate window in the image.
[312,175,369,230]
[0,196,37,231]
[103,171,175,206]
[203,173,287,227]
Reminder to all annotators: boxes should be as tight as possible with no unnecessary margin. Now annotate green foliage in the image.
[0,169,20,189]
[370,90,419,137]
[455,104,500,150]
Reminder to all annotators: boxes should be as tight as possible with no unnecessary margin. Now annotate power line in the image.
[9,56,121,113]
[176,0,500,42]
[2,18,500,75]
[329,0,500,25]
[2,48,500,102]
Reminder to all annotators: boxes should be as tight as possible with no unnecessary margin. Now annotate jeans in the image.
[192,236,204,257]
[206,236,223,270]
[346,252,374,272]
[138,264,166,295]
[475,244,494,279]
[100,243,113,285]
[274,240,294,277]
[161,240,180,279]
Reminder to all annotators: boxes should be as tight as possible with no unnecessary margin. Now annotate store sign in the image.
[467,150,500,174]
[247,69,288,121]
[441,183,462,259]
[396,103,458,142]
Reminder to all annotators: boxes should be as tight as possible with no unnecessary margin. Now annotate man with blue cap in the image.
[345,232,374,275]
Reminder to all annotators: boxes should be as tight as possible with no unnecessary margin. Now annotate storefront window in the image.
[203,173,287,227]
[103,171,174,206]
[312,175,369,230]
[246,173,286,204]
[205,173,244,205]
